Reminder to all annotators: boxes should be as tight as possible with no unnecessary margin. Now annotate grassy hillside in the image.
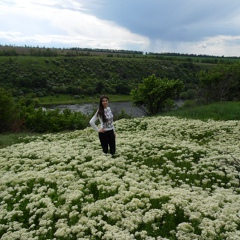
[0,116,240,239]
[0,55,209,98]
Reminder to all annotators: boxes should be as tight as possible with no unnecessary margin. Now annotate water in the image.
[48,101,146,117]
[47,100,185,117]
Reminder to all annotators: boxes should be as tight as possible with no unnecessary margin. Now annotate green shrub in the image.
[24,107,89,133]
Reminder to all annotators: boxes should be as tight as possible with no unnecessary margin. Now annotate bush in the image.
[0,90,90,133]
[24,107,89,133]
[115,110,132,120]
[182,100,198,108]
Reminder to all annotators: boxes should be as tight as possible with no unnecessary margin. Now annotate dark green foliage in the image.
[0,88,90,133]
[131,75,184,114]
[198,61,240,102]
[23,107,89,133]
[0,56,206,98]
[0,88,16,132]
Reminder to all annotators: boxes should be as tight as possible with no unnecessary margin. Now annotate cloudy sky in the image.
[1,0,240,56]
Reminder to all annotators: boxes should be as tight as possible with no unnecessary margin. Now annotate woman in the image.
[89,95,116,157]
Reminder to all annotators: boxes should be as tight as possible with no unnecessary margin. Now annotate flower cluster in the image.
[0,116,240,239]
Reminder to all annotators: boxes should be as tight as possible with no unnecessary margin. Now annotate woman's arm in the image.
[89,112,100,132]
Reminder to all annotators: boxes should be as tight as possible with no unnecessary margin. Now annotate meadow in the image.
[0,116,240,239]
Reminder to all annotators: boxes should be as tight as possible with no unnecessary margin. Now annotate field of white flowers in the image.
[0,116,240,240]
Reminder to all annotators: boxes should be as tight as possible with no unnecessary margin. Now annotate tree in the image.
[198,62,240,102]
[131,74,184,115]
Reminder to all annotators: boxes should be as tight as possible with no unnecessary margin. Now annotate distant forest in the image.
[1,44,240,62]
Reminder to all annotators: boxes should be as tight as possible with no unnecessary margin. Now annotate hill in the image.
[2,45,240,102]
[0,54,210,98]
[0,116,240,239]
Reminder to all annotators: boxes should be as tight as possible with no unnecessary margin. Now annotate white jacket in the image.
[89,107,115,132]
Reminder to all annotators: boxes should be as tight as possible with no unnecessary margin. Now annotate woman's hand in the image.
[114,132,116,138]
[99,128,106,133]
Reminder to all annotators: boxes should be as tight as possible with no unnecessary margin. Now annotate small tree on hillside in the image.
[131,74,183,115]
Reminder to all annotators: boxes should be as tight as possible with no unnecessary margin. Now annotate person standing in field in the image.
[89,95,116,157]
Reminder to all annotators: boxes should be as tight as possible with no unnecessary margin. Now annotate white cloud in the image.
[195,35,240,56]
[148,35,240,56]
[0,0,149,50]
[198,44,207,49]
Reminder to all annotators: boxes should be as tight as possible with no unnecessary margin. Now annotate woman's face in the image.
[102,98,108,108]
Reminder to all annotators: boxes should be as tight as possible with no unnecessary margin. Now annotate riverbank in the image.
[39,94,132,106]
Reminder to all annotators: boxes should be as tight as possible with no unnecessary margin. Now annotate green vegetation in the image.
[1,46,240,239]
[147,52,240,63]
[160,101,240,121]
[1,46,240,107]
[0,88,16,131]
[131,75,183,114]
[198,62,240,102]
[0,45,240,135]
[1,116,240,239]
[24,107,89,133]
[39,94,132,106]
[0,87,90,133]
[0,87,132,135]
[0,132,43,149]
[0,54,209,99]
[1,101,239,149]
[1,45,240,63]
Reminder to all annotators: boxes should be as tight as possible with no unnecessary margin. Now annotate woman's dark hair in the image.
[97,95,109,122]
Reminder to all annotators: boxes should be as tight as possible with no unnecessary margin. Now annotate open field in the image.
[1,116,240,239]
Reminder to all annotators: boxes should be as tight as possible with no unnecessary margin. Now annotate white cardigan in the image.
[89,107,115,132]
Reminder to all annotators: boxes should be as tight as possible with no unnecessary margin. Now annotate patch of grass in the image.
[160,101,240,121]
[39,94,132,106]
[0,132,42,149]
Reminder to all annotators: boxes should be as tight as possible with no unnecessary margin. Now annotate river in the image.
[47,100,185,118]
[47,101,146,117]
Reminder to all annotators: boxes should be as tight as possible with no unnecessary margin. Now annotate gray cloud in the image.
[81,0,240,42]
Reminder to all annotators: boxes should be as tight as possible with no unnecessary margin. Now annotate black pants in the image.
[98,130,116,155]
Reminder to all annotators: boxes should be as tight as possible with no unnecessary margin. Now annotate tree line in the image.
[1,45,239,63]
